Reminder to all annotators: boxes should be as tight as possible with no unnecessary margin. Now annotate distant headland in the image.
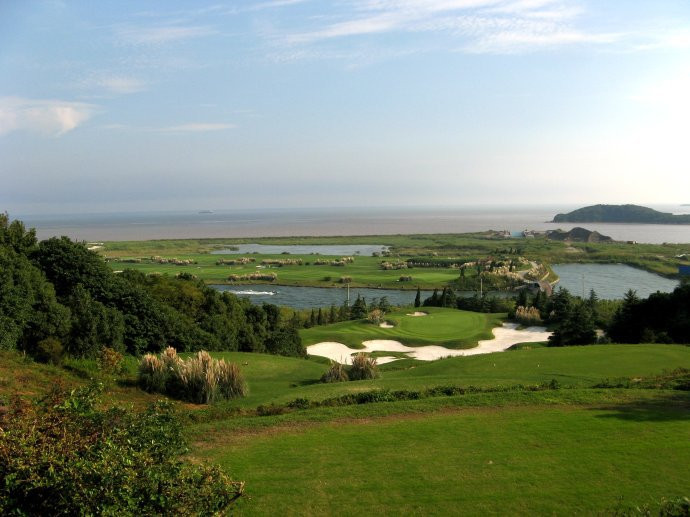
[553,204,690,224]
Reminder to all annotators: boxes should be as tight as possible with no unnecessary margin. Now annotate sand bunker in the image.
[406,311,428,316]
[306,323,551,364]
[379,322,395,328]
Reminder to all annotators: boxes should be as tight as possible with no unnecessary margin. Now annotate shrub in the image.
[339,276,353,284]
[138,348,247,404]
[0,383,243,515]
[367,308,384,324]
[348,353,379,381]
[320,361,349,383]
[34,337,64,365]
[97,346,124,375]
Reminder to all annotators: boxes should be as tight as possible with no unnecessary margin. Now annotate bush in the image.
[34,337,64,365]
[138,347,247,403]
[367,308,384,324]
[0,383,243,515]
[320,361,349,383]
[348,353,379,381]
[97,346,124,375]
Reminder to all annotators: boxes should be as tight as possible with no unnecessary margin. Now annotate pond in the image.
[212,285,421,309]
[211,244,388,256]
[212,284,511,309]
[551,263,678,299]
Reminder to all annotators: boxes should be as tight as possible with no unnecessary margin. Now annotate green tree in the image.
[414,288,421,308]
[548,302,597,346]
[350,295,368,319]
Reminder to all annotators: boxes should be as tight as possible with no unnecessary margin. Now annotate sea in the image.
[19,204,690,244]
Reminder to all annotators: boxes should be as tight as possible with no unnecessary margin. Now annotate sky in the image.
[2,0,690,215]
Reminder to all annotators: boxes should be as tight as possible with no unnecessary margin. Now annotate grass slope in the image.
[300,308,504,349]
[199,398,690,516]
[203,345,690,409]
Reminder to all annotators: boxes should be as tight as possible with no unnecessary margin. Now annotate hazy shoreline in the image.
[19,205,690,244]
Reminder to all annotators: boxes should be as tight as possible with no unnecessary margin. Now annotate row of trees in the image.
[515,283,690,346]
[0,214,304,361]
[419,287,515,313]
[294,295,393,328]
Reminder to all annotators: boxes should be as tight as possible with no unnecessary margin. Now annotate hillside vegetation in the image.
[553,204,690,224]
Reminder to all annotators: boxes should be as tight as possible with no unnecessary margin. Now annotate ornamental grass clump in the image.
[515,306,543,326]
[348,353,379,381]
[138,348,247,404]
[320,361,349,383]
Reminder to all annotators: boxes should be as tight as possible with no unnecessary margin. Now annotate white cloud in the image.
[0,97,96,137]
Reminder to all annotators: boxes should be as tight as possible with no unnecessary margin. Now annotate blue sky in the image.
[2,0,690,214]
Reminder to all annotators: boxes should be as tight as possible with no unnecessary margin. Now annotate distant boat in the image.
[198,210,214,214]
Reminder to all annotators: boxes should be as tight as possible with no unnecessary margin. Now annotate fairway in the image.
[203,345,690,409]
[197,397,690,516]
[300,307,504,349]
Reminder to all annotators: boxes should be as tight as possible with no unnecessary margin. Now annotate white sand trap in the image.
[306,323,551,364]
[406,311,428,316]
[379,322,394,328]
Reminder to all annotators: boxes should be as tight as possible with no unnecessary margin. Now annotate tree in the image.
[414,288,421,308]
[350,295,367,319]
[548,302,596,346]
[378,296,391,313]
[317,307,324,325]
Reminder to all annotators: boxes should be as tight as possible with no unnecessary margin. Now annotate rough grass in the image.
[300,307,505,349]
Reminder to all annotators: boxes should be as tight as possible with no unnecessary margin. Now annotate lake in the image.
[214,263,679,307]
[210,244,388,256]
[551,263,679,299]
[212,284,511,309]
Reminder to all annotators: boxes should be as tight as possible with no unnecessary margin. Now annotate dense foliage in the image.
[0,214,305,360]
[609,286,690,344]
[422,287,515,313]
[0,383,243,515]
[553,203,690,224]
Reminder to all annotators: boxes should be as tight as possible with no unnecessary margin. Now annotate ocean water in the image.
[19,204,690,244]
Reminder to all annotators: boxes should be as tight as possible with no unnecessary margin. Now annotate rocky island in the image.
[553,204,690,224]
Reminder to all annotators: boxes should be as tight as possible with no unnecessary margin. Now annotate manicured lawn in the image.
[300,307,505,349]
[197,395,690,515]
[204,345,690,409]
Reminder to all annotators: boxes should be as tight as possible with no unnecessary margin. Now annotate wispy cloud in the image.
[116,24,217,45]
[77,73,148,95]
[0,97,96,137]
[276,0,620,55]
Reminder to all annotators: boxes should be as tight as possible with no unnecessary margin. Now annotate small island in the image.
[553,204,690,224]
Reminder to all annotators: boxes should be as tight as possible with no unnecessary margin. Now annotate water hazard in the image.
[214,263,680,308]
[551,263,678,299]
[212,285,420,309]
[210,244,388,256]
